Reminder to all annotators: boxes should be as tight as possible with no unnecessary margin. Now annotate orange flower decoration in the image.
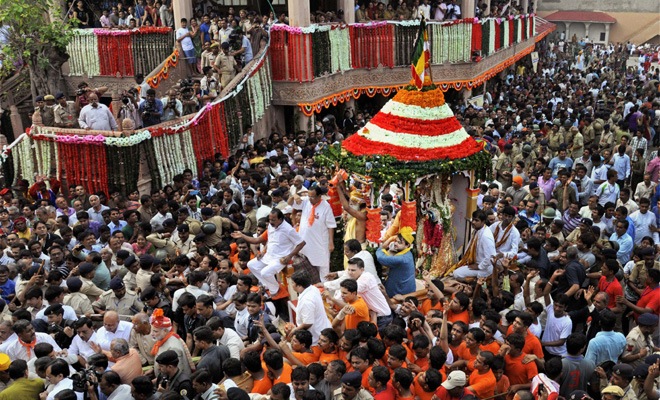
[392,87,446,108]
[152,308,164,318]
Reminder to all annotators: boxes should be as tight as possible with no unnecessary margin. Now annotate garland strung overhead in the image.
[146,49,180,88]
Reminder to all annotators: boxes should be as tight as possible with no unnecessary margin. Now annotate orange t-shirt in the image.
[273,363,292,385]
[412,374,435,400]
[251,374,273,394]
[494,374,511,397]
[504,353,538,386]
[361,365,375,394]
[420,299,443,315]
[506,327,544,360]
[455,342,478,373]
[292,350,320,364]
[468,369,496,399]
[446,309,470,325]
[413,357,430,371]
[345,296,370,330]
[480,340,501,355]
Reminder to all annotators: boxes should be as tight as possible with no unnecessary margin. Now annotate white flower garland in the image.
[13,136,35,183]
[329,28,351,73]
[381,101,454,120]
[359,123,467,148]
[67,30,99,77]
[179,130,198,173]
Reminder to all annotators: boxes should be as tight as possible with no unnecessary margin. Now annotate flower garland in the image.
[34,140,54,179]
[312,30,332,77]
[66,29,100,77]
[366,207,383,243]
[146,49,180,89]
[329,27,351,73]
[381,101,454,120]
[13,136,34,184]
[105,130,152,147]
[391,86,445,108]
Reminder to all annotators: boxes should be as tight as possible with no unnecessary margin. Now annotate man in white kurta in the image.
[629,199,657,245]
[292,186,337,282]
[453,210,497,279]
[1,320,60,362]
[292,273,332,345]
[235,209,306,297]
[489,206,520,258]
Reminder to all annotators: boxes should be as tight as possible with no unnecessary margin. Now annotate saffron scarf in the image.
[151,330,179,356]
[307,201,319,227]
[493,221,514,249]
[19,338,36,358]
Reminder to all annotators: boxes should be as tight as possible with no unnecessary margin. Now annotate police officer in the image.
[621,313,659,368]
[92,277,143,316]
[155,350,193,399]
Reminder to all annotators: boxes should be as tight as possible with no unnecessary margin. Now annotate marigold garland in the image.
[366,207,383,243]
[399,201,417,232]
[391,86,445,108]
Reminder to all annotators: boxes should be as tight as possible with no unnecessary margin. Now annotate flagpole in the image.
[424,17,433,84]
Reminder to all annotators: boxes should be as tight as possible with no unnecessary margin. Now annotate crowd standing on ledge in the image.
[2,3,660,400]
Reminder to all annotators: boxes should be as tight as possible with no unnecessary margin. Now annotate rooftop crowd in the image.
[1,4,660,400]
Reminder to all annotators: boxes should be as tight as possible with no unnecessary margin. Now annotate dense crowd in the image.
[1,6,660,400]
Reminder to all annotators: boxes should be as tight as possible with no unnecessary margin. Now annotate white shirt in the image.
[48,378,84,400]
[87,205,110,224]
[78,103,118,131]
[69,331,98,359]
[296,285,332,345]
[171,285,208,311]
[263,220,304,264]
[324,269,390,318]
[234,308,249,338]
[176,28,194,51]
[95,320,133,351]
[107,384,134,400]
[489,221,520,258]
[541,303,572,356]
[218,327,244,359]
[4,332,60,361]
[418,3,431,19]
[150,212,173,231]
[475,227,497,271]
[35,304,78,322]
[629,210,656,245]
[293,199,337,272]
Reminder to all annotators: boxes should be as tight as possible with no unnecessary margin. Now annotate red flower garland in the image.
[366,207,382,243]
[370,112,463,136]
[342,134,483,161]
[327,187,343,217]
[399,201,417,232]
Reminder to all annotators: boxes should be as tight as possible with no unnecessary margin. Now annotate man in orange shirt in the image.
[332,279,370,332]
[509,312,545,370]
[412,369,442,400]
[243,350,272,394]
[264,348,292,385]
[500,333,538,392]
[466,351,497,399]
[392,368,415,400]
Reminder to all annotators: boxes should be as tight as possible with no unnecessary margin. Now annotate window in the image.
[599,32,606,42]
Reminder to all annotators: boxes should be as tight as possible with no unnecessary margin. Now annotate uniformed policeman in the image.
[92,277,143,316]
[621,313,659,368]
[156,350,193,399]
[600,364,637,400]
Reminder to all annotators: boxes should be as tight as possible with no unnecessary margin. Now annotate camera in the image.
[76,89,86,96]
[143,102,156,114]
[48,323,64,334]
[71,368,97,392]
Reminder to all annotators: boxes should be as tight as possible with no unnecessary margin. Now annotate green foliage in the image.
[0,0,74,71]
[316,142,492,188]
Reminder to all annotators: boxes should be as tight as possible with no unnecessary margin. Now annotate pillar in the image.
[338,0,355,23]
[462,0,476,18]
[604,24,611,44]
[9,106,24,140]
[564,22,571,39]
[288,0,311,27]
[172,0,192,30]
[520,0,528,14]
[294,106,313,133]
[111,91,123,132]
[485,0,491,16]
[584,22,590,41]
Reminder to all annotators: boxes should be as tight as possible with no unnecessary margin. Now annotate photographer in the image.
[180,83,200,115]
[160,90,182,122]
[200,66,219,98]
[138,89,163,128]
[44,304,76,349]
[446,0,461,20]
[74,82,109,110]
[117,89,142,129]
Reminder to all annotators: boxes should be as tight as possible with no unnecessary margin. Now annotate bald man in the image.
[129,312,157,366]
[78,93,118,131]
[92,311,133,352]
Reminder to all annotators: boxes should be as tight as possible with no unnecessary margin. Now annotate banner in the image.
[531,51,539,72]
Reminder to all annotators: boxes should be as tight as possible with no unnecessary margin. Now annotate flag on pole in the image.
[410,18,431,90]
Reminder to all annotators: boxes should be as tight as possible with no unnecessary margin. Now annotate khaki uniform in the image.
[92,289,143,316]
[627,261,660,300]
[136,269,154,293]
[146,233,178,258]
[203,215,231,248]
[333,387,374,400]
[80,276,105,303]
[513,152,537,174]
[548,130,564,154]
[123,270,138,291]
[511,142,524,159]
[622,326,654,368]
[53,101,79,128]
[63,292,94,316]
[495,154,513,190]
[214,53,237,88]
[184,217,202,236]
[571,131,584,159]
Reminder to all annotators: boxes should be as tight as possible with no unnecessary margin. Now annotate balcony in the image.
[269,16,555,110]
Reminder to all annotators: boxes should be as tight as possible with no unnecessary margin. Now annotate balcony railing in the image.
[270,15,536,82]
[66,27,174,77]
[3,42,273,195]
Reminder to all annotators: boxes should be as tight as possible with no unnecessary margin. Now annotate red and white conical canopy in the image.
[341,86,483,162]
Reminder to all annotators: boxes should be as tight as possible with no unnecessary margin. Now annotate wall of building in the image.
[538,0,658,13]
[539,11,659,44]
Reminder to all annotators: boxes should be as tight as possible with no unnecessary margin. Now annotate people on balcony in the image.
[177,17,198,77]
[138,88,163,128]
[78,93,117,131]
[161,90,183,122]
[53,92,79,129]
[214,42,239,89]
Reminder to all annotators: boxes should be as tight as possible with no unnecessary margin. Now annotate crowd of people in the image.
[2,4,660,400]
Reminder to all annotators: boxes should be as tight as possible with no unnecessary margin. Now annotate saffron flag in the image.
[410,18,430,90]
